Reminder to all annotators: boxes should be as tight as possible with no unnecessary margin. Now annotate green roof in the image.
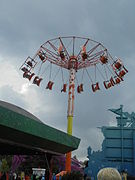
[0,101,80,154]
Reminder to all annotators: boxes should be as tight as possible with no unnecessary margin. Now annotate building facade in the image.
[85,105,135,177]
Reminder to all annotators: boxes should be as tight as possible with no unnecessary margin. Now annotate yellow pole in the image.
[65,116,73,171]
[67,116,73,134]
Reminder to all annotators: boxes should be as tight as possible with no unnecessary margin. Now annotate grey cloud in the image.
[0,85,28,109]
[0,0,134,59]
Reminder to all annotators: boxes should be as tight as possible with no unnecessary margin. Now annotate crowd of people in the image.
[0,167,131,180]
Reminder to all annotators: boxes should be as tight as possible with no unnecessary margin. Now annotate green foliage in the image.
[0,159,9,172]
[62,171,83,180]
[0,155,13,172]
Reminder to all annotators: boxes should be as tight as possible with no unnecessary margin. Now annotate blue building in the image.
[85,105,135,178]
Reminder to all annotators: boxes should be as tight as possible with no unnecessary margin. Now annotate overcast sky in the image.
[0,0,135,161]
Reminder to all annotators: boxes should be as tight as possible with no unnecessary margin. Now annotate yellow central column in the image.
[65,116,73,172]
[67,116,73,134]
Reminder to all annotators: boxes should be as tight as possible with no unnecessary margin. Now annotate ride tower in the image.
[20,36,128,172]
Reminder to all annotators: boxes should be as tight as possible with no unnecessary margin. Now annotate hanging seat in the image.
[21,67,28,72]
[59,51,65,60]
[23,72,35,81]
[103,81,112,89]
[25,57,37,69]
[110,77,115,86]
[33,76,43,86]
[80,84,83,92]
[114,60,122,70]
[113,60,128,80]
[119,70,126,78]
[115,77,121,84]
[81,52,88,61]
[113,59,128,75]
[46,81,54,90]
[118,66,128,78]
[27,61,33,67]
[104,76,118,89]
[77,84,83,93]
[92,82,100,92]
[100,56,108,64]
[61,84,67,92]
[77,85,81,93]
[81,46,88,61]
[58,44,65,60]
[38,51,46,61]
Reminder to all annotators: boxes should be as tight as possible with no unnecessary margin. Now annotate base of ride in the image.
[85,105,135,177]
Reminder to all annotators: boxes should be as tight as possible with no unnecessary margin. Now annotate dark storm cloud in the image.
[0,0,134,59]
[0,0,135,160]
[0,0,87,58]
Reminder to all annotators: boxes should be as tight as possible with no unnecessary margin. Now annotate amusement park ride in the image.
[20,36,128,172]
